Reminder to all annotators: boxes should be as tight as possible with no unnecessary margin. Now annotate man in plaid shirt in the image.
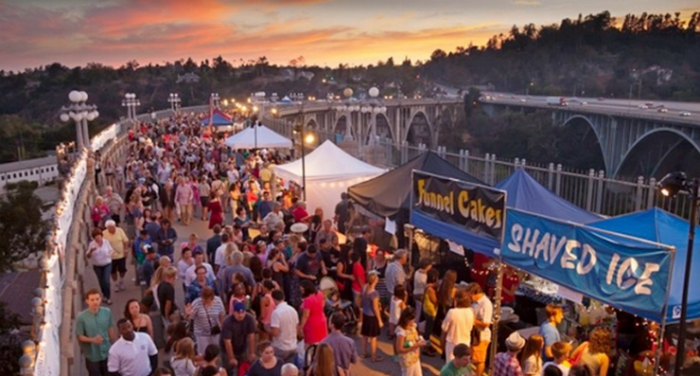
[493,332,526,376]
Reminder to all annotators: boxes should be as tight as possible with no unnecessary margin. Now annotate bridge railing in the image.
[263,117,688,219]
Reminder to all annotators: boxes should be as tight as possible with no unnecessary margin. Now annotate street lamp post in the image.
[361,86,387,145]
[122,93,140,122]
[211,93,220,108]
[658,172,699,376]
[168,93,181,113]
[59,90,99,151]
[290,93,307,200]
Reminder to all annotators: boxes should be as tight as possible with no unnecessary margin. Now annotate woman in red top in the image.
[501,266,521,306]
[299,280,328,347]
[351,252,366,310]
[207,193,224,229]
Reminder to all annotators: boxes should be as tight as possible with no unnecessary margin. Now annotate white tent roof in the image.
[224,125,292,149]
[274,140,385,182]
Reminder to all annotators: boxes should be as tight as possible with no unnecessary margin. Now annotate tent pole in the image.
[488,258,504,376]
[655,246,675,376]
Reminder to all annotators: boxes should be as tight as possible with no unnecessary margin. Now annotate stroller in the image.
[319,277,359,335]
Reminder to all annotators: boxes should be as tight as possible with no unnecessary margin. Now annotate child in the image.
[170,337,196,376]
[228,282,249,315]
[395,307,426,376]
[390,285,407,340]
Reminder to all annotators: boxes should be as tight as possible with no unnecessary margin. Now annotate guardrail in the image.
[23,106,207,376]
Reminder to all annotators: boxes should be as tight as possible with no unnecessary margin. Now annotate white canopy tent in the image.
[224,125,293,149]
[274,140,385,218]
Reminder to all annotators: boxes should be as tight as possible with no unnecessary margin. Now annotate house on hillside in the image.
[177,72,200,84]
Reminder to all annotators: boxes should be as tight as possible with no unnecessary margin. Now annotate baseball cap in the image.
[233,302,246,313]
[143,245,156,254]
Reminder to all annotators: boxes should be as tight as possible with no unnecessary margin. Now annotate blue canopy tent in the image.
[590,208,697,323]
[201,109,232,127]
[496,168,603,224]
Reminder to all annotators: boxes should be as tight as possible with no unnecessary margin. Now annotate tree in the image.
[0,183,50,273]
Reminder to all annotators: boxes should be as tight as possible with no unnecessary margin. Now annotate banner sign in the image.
[412,170,506,241]
[501,210,673,319]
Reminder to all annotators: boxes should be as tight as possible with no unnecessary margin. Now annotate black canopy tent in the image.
[347,151,486,258]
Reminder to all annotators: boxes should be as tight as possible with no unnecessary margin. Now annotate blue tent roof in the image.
[496,168,602,224]
[590,208,698,323]
[201,109,232,126]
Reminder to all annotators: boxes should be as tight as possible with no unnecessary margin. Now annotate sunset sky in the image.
[0,0,697,71]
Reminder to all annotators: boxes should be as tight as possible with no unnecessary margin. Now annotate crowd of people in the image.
[78,113,608,376]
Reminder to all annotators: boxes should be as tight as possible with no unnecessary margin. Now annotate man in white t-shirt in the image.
[469,283,493,376]
[108,318,158,376]
[214,233,232,274]
[266,290,299,363]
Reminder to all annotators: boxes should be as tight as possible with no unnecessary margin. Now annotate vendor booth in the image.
[408,169,679,376]
[201,109,234,131]
[274,140,385,219]
[224,124,292,150]
[348,151,484,250]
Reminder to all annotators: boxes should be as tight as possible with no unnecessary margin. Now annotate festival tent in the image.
[496,168,603,224]
[224,125,292,149]
[590,208,700,323]
[274,140,385,217]
[201,109,233,127]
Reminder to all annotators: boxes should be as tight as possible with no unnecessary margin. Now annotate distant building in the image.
[177,72,200,84]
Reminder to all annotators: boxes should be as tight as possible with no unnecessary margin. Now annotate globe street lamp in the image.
[360,86,387,145]
[211,93,220,108]
[658,171,699,376]
[290,92,308,200]
[333,88,357,142]
[122,93,140,121]
[168,93,181,113]
[59,90,99,151]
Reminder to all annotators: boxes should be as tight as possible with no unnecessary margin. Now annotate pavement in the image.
[80,204,446,376]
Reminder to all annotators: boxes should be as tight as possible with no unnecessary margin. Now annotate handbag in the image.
[204,303,222,335]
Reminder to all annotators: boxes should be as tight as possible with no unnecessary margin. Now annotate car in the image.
[598,97,605,101]
[658,108,668,113]
[638,105,648,109]
[581,101,588,105]
[680,112,692,117]
[520,98,526,103]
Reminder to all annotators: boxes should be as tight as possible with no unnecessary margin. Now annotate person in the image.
[501,266,520,307]
[322,313,358,376]
[140,245,159,288]
[350,252,366,313]
[281,363,300,376]
[318,239,339,277]
[108,318,159,376]
[76,289,116,376]
[247,341,283,376]
[207,225,223,266]
[394,307,426,376]
[86,229,115,305]
[176,176,195,225]
[440,343,475,376]
[221,302,257,372]
[432,270,457,349]
[540,342,571,376]
[389,285,407,339]
[570,327,612,376]
[103,220,130,292]
[133,229,153,270]
[493,332,526,376]
[295,244,327,282]
[263,202,285,231]
[209,193,224,230]
[468,283,493,376]
[124,299,154,338]
[186,286,226,355]
[539,304,563,362]
[165,321,191,365]
[422,269,439,355]
[266,248,289,290]
[352,228,371,270]
[521,334,544,376]
[267,289,299,363]
[185,250,216,288]
[385,249,407,297]
[299,280,328,346]
[221,250,256,299]
[186,265,218,304]
[334,193,350,234]
[154,219,178,259]
[197,344,229,376]
[156,266,179,325]
[104,186,124,225]
[360,272,383,362]
[154,367,174,376]
[542,366,563,376]
[309,343,336,376]
[315,219,338,248]
[92,196,110,228]
[441,289,475,362]
[178,247,195,288]
[259,191,275,220]
[567,365,592,376]
[170,337,197,376]
[258,280,277,340]
[413,259,432,324]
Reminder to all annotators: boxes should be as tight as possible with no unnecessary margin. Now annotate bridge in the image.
[480,93,700,178]
[262,97,463,151]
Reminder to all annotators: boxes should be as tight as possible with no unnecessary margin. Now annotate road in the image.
[481,92,700,126]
